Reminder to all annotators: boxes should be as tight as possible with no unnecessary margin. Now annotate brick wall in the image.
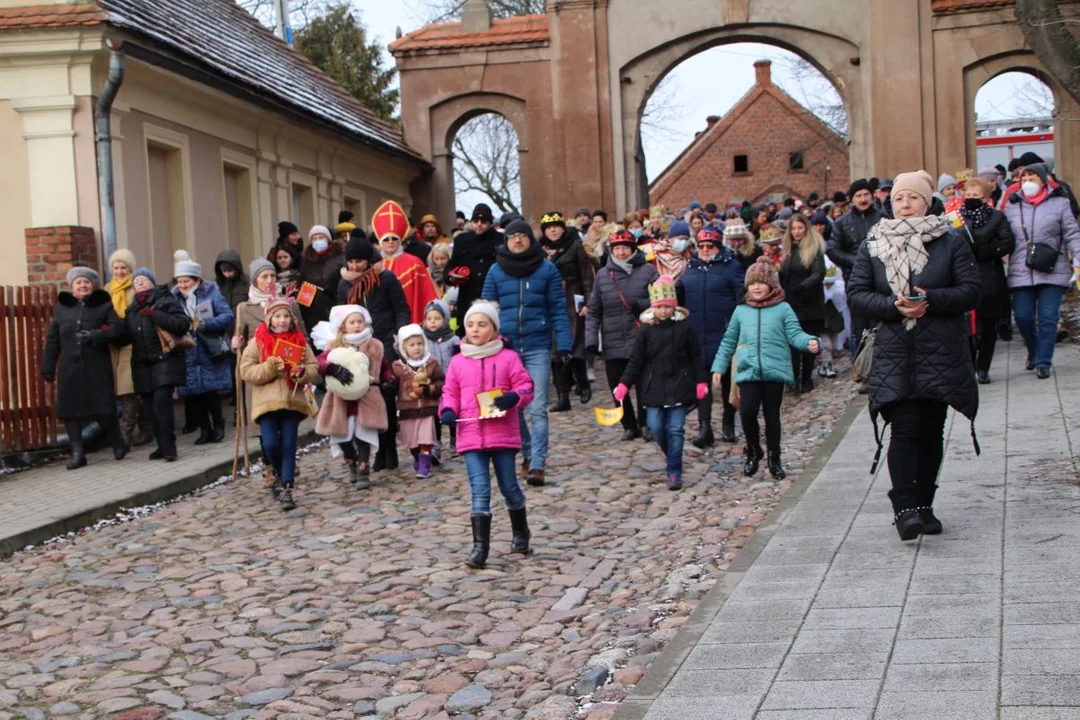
[651,71,851,210]
[25,226,99,287]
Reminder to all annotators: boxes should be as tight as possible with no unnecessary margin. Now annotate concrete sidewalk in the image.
[616,338,1080,720]
[0,409,314,556]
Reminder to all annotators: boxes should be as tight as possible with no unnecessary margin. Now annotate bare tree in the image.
[235,0,327,29]
[1016,0,1080,107]
[641,74,689,146]
[452,114,521,214]
[772,56,848,137]
[423,0,544,23]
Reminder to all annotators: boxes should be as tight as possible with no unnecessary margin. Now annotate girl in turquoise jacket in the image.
[711,259,819,479]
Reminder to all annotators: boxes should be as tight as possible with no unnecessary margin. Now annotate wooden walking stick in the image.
[232,351,244,481]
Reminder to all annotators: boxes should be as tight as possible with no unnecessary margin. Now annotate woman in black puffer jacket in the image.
[125,268,191,462]
[848,170,981,542]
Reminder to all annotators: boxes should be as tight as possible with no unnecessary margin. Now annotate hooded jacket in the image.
[711,302,818,385]
[1004,187,1080,290]
[439,346,535,453]
[679,249,743,365]
[214,249,249,328]
[584,251,660,360]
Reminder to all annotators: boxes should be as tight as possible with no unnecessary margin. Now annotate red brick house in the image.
[649,60,850,209]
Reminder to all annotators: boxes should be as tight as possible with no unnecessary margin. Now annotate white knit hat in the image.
[396,323,425,349]
[464,300,501,331]
[173,250,202,279]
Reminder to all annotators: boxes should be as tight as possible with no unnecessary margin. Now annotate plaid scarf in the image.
[866,215,950,330]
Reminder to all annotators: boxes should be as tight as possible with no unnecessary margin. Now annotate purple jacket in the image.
[1004,188,1080,289]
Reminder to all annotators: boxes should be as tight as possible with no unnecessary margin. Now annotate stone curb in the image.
[0,431,320,558]
[611,395,868,720]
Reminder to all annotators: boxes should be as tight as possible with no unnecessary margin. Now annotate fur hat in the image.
[264,296,295,323]
[396,323,425,350]
[173,250,201,279]
[249,258,276,283]
[649,274,678,308]
[108,248,136,273]
[329,304,371,334]
[893,170,935,205]
[65,266,99,287]
[464,300,501,332]
[745,258,780,289]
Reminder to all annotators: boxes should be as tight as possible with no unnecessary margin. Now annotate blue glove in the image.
[440,409,457,428]
[493,391,519,411]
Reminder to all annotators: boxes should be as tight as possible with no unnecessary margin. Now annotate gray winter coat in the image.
[585,252,660,361]
[1004,188,1080,289]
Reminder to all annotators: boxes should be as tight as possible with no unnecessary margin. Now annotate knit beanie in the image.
[832,190,848,204]
[1018,151,1044,167]
[723,220,750,239]
[503,219,536,245]
[978,166,1000,182]
[424,299,451,324]
[108,248,136,273]
[668,220,691,238]
[471,203,494,223]
[308,225,332,242]
[277,221,298,240]
[464,300,501,332]
[249,258,276,283]
[396,323,425,349]
[328,304,370,334]
[892,170,935,205]
[345,234,375,262]
[498,211,521,229]
[1023,163,1050,185]
[937,173,957,193]
[337,210,355,226]
[777,207,794,220]
[649,274,678,308]
[264,296,295,323]
[65,266,99,287]
[744,259,780,289]
[173,250,202,279]
[810,210,829,226]
[847,179,872,199]
[574,206,591,218]
[133,267,156,285]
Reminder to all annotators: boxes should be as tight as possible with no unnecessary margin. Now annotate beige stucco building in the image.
[0,0,427,287]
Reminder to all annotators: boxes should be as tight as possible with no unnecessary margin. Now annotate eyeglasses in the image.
[698,243,717,250]
[506,233,529,242]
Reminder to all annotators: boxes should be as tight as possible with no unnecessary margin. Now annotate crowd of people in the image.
[41,149,1080,555]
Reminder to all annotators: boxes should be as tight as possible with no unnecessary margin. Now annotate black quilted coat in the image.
[847,228,981,420]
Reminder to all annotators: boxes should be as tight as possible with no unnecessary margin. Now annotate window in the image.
[734,154,749,173]
[789,151,805,171]
[221,150,259,262]
[292,181,315,234]
[144,124,193,272]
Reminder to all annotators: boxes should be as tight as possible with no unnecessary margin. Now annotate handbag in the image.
[852,323,880,382]
[156,325,195,353]
[198,331,231,360]
[1020,208,1061,274]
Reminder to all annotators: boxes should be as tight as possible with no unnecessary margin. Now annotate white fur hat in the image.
[328,304,371,334]
[396,323,425,349]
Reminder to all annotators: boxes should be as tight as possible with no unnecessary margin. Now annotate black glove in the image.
[74,330,93,344]
[326,363,354,385]
[440,409,457,428]
[493,391,519,411]
[383,376,399,395]
[557,350,572,367]
[586,345,599,356]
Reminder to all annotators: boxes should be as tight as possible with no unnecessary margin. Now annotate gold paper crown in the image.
[540,212,565,225]
[648,278,678,304]
[759,224,783,242]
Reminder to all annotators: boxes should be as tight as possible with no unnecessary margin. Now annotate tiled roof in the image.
[930,0,1012,13]
[0,4,105,30]
[390,15,548,54]
[93,0,422,162]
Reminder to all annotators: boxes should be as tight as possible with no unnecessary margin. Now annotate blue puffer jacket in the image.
[172,280,235,397]
[711,301,817,385]
[482,259,572,354]
[679,249,743,364]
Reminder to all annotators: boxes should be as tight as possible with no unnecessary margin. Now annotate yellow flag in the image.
[594,405,625,427]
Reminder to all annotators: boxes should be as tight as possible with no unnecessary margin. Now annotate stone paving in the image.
[0,364,855,719]
[615,339,1080,720]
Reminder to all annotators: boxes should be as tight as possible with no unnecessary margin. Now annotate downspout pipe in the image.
[95,39,125,267]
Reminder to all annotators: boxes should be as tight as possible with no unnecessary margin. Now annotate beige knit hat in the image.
[891,170,935,205]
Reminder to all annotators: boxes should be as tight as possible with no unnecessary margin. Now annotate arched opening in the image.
[973,70,1056,173]
[639,42,850,212]
[448,112,522,219]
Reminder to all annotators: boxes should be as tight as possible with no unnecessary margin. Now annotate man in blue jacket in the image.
[483,218,573,486]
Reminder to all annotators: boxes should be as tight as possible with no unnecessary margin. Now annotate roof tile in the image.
[391,15,548,54]
[0,4,105,29]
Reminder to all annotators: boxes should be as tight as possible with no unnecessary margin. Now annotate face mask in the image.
[630,228,643,239]
[1022,181,1042,198]
[963,198,985,211]
[311,239,329,254]
[671,240,688,253]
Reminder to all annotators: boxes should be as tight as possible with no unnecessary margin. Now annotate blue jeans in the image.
[258,410,302,486]
[645,405,688,477]
[464,449,526,514]
[517,348,552,472]
[1012,284,1066,369]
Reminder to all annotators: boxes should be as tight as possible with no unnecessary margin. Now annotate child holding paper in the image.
[239,296,319,510]
[440,301,535,569]
[392,323,445,479]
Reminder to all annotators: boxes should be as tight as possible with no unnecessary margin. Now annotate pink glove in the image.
[696,383,708,400]
[613,383,628,404]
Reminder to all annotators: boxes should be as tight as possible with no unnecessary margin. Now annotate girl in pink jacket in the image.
[440,301,535,569]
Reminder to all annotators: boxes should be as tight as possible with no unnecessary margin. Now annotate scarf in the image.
[761,244,783,267]
[248,283,274,306]
[959,202,993,230]
[428,263,445,288]
[254,322,307,388]
[460,338,504,359]
[582,226,606,260]
[424,324,456,343]
[495,241,545,278]
[405,352,432,369]
[866,214,950,330]
[343,329,373,347]
[180,283,199,321]
[109,275,131,318]
[343,262,384,305]
[744,286,786,308]
[609,255,633,275]
[1024,186,1050,206]
[135,289,154,306]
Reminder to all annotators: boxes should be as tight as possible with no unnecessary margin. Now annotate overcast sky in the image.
[344,1,1050,211]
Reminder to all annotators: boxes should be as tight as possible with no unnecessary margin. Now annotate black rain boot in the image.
[721,403,737,442]
[918,484,942,535]
[692,395,714,449]
[550,363,571,412]
[550,392,571,413]
[508,506,532,555]
[65,420,87,470]
[466,513,492,569]
[767,451,787,480]
[743,445,762,477]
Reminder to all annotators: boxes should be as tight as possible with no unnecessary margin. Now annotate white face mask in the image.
[311,239,329,254]
[1022,181,1042,198]
[671,239,689,253]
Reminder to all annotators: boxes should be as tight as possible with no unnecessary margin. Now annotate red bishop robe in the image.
[383,251,438,325]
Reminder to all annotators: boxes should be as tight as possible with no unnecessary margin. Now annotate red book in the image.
[273,338,305,367]
[296,282,317,307]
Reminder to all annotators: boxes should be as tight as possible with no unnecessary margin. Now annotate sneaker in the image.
[279,487,297,511]
[666,474,683,491]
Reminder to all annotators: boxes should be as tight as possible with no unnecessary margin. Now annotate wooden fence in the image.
[0,286,57,453]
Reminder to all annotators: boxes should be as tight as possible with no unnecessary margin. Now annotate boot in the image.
[417,453,433,479]
[721,423,737,443]
[621,427,641,442]
[100,415,126,461]
[65,420,87,470]
[743,445,762,477]
[550,391,571,413]
[767,451,787,480]
[894,509,924,541]
[508,506,532,555]
[279,486,297,511]
[918,484,942,535]
[120,396,140,450]
[692,397,714,448]
[134,399,155,446]
[466,513,492,568]
[193,426,212,445]
[692,426,714,449]
[411,447,420,473]
[347,460,360,485]
[207,395,226,443]
[579,387,592,404]
[355,443,372,489]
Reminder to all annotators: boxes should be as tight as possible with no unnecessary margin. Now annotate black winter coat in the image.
[963,210,1014,319]
[42,290,125,419]
[299,241,346,330]
[679,250,743,364]
[447,227,503,333]
[847,229,981,420]
[214,249,249,338]
[619,313,705,408]
[548,237,595,358]
[124,285,190,394]
[585,252,660,361]
[826,205,886,282]
[780,247,827,326]
[404,237,432,265]
[336,268,411,358]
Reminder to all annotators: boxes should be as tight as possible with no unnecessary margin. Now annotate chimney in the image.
[754,59,772,87]
[461,0,491,32]
[706,115,721,126]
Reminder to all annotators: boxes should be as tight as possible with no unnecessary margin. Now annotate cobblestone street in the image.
[0,369,855,720]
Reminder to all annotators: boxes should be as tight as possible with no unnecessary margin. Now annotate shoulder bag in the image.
[1021,205,1061,273]
[156,325,196,354]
